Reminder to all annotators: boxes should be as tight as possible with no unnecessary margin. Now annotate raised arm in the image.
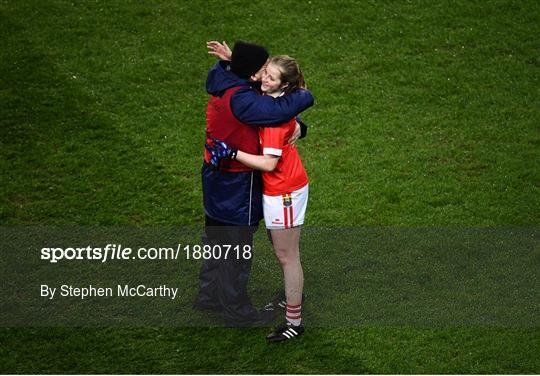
[207,41,232,61]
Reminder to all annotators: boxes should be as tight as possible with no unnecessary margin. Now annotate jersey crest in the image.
[282,194,292,208]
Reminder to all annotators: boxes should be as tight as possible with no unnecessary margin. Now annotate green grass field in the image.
[1,0,539,373]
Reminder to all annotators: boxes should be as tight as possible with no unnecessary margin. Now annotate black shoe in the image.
[266,321,304,342]
[193,300,223,313]
[257,307,279,325]
[225,308,278,327]
[263,290,287,312]
[224,319,256,328]
[263,290,306,312]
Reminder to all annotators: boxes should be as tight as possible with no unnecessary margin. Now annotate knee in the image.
[274,247,298,267]
[275,249,288,266]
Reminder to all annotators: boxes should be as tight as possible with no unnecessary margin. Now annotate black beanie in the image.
[230,41,269,79]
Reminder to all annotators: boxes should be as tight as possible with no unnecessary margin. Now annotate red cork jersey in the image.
[205,86,260,172]
[259,118,308,196]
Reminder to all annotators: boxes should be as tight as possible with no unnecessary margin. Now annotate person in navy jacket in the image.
[195,40,314,326]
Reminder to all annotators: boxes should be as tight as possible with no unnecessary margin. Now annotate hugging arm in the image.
[236,151,279,172]
[289,117,308,145]
[206,138,279,172]
[205,59,314,126]
[206,40,315,126]
[231,88,314,125]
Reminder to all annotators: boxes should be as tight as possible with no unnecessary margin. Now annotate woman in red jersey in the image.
[206,55,310,342]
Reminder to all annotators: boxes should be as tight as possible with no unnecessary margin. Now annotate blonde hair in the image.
[269,55,306,95]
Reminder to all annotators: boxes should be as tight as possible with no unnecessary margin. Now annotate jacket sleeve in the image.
[230,87,315,126]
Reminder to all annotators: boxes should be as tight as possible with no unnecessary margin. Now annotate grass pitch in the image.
[1,0,539,373]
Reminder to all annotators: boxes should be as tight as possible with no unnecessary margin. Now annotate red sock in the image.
[286,303,302,326]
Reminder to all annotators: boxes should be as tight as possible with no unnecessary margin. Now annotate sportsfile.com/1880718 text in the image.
[40,244,252,263]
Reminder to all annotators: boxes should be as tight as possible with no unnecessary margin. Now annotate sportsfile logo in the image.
[40,244,181,263]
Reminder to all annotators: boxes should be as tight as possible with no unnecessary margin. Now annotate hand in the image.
[205,138,237,169]
[207,40,232,61]
[287,121,302,146]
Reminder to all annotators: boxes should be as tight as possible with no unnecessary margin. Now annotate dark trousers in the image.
[195,215,260,325]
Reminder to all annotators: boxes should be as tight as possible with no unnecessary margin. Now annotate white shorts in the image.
[263,184,309,230]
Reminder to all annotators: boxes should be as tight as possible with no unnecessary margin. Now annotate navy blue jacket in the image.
[203,61,314,226]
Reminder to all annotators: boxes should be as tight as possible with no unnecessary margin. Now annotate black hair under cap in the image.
[230,41,269,79]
